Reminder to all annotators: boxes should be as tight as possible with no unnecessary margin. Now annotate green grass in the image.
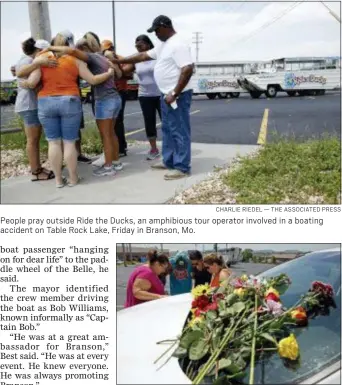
[224,135,341,204]
[1,123,103,159]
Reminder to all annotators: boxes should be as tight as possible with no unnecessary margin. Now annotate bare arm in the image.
[16,56,58,78]
[77,60,113,86]
[132,278,165,301]
[19,68,41,89]
[219,269,231,283]
[173,65,194,96]
[114,52,152,65]
[48,46,89,62]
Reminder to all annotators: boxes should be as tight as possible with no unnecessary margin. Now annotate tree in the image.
[213,244,218,253]
[242,249,253,262]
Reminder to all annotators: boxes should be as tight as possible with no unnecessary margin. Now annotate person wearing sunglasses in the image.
[189,250,212,288]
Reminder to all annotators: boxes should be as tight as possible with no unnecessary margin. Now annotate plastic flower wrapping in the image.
[155,274,336,385]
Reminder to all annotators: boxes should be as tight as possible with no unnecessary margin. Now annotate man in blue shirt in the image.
[169,251,192,295]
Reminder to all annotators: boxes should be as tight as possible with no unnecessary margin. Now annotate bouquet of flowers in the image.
[155,273,336,385]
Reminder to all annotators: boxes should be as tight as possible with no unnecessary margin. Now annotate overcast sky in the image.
[1,1,341,79]
[130,244,340,252]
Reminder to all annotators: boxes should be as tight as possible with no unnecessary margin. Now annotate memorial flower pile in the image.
[155,274,336,385]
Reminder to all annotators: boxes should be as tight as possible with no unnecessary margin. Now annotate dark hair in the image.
[189,250,203,261]
[147,250,169,265]
[84,31,101,45]
[22,37,37,56]
[204,253,224,266]
[135,34,154,49]
[50,37,55,46]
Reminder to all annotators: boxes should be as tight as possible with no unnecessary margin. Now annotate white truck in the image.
[237,56,341,98]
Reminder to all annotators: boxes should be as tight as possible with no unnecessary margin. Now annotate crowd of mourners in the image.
[124,249,231,308]
[12,15,195,187]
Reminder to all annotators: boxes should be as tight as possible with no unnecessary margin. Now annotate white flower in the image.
[263,299,283,316]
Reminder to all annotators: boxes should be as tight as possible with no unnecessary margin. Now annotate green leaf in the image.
[231,302,246,314]
[206,310,217,320]
[179,330,203,349]
[218,358,232,370]
[189,339,209,361]
[212,325,223,350]
[172,346,187,358]
[218,300,226,312]
[226,371,246,380]
[240,346,252,359]
[213,375,229,385]
[225,363,241,374]
[260,333,278,345]
[226,294,238,306]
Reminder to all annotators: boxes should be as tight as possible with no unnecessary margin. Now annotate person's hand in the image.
[164,92,177,105]
[107,68,114,76]
[34,56,58,68]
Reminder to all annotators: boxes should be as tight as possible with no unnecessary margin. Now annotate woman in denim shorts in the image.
[49,31,123,177]
[23,33,114,187]
[15,38,56,181]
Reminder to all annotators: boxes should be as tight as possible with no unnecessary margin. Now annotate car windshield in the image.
[180,250,341,384]
[253,250,341,384]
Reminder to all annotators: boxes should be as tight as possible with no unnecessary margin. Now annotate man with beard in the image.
[189,250,212,287]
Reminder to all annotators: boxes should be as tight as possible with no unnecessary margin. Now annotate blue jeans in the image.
[160,90,192,173]
[38,96,82,141]
[95,95,122,120]
[17,109,41,128]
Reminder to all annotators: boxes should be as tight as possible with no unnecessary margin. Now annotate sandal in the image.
[67,176,83,187]
[56,177,67,189]
[31,167,55,182]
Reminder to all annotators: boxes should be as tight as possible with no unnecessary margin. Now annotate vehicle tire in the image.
[250,91,262,99]
[206,93,217,100]
[317,90,326,96]
[218,92,228,99]
[287,91,296,97]
[266,85,278,98]
[298,90,308,96]
[230,92,240,98]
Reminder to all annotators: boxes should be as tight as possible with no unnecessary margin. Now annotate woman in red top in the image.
[203,254,231,288]
[125,251,169,308]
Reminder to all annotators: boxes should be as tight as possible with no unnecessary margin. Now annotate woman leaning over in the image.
[203,253,231,288]
[105,35,161,160]
[125,251,169,308]
[23,33,113,187]
[49,32,123,177]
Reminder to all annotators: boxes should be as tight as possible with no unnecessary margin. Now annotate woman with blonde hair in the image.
[49,31,123,177]
[203,253,231,288]
[22,32,114,187]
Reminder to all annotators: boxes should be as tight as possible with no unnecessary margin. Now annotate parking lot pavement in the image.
[116,262,276,311]
[2,92,340,145]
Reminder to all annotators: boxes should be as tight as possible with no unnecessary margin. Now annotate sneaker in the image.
[93,165,116,177]
[113,161,123,171]
[78,154,92,164]
[164,169,188,180]
[92,153,105,167]
[146,149,160,160]
[151,161,168,170]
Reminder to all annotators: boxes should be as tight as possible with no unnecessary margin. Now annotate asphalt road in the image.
[116,262,276,311]
[1,92,340,145]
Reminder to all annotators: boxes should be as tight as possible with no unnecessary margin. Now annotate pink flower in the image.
[263,299,283,316]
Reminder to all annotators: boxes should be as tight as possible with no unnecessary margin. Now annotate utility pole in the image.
[192,32,203,63]
[112,1,117,49]
[28,1,52,41]
[321,1,341,23]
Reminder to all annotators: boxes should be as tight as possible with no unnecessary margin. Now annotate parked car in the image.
[117,248,341,384]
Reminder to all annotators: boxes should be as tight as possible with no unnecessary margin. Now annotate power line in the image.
[320,1,341,23]
[233,1,304,46]
[192,32,203,63]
